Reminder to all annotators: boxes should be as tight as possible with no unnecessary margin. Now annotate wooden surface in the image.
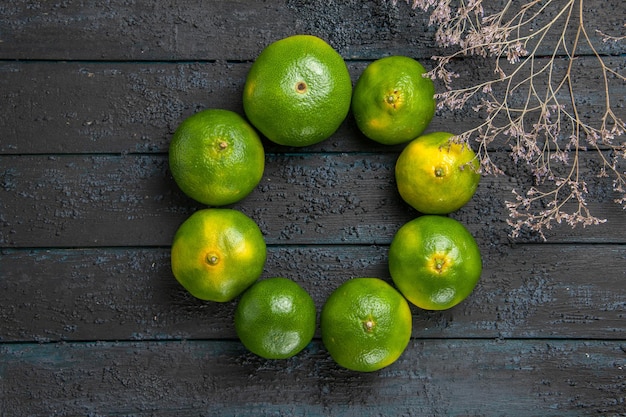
[1,1,625,416]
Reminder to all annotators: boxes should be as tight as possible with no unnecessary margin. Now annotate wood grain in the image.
[1,0,625,415]
[1,152,624,248]
[1,244,624,342]
[1,0,623,61]
[1,55,623,155]
[1,340,624,416]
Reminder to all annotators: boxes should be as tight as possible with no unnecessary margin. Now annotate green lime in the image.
[171,208,266,302]
[395,131,480,214]
[321,277,412,372]
[389,215,482,310]
[243,35,352,147]
[235,277,316,359]
[169,108,265,206]
[352,56,435,145]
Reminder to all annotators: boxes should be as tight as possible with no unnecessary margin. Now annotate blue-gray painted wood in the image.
[1,340,624,416]
[1,245,625,343]
[0,0,625,415]
[1,153,624,247]
[0,56,623,155]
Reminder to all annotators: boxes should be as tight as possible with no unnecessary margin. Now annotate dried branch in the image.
[391,0,626,239]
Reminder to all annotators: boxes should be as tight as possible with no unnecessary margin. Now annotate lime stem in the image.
[435,258,445,272]
[296,81,307,94]
[386,90,400,108]
[206,254,219,265]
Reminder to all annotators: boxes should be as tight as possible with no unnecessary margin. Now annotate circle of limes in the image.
[166,35,478,368]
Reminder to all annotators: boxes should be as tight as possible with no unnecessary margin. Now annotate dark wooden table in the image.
[1,1,625,415]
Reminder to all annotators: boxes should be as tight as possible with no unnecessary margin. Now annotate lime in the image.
[352,56,435,145]
[320,277,412,372]
[243,34,352,147]
[389,215,482,310]
[235,277,316,359]
[169,108,265,206]
[171,208,266,302]
[395,131,480,214]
